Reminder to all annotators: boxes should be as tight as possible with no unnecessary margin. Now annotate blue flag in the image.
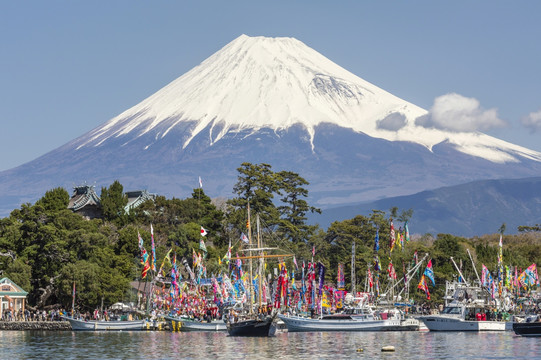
[374,228,379,252]
[424,259,435,286]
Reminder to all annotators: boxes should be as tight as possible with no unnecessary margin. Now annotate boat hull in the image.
[513,321,541,337]
[62,317,146,331]
[277,314,419,332]
[420,316,507,331]
[165,316,226,332]
[227,318,276,337]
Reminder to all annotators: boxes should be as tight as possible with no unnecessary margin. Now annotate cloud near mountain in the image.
[521,108,541,132]
[416,93,506,132]
[1,35,541,222]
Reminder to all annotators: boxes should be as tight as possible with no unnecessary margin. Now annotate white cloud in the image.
[416,93,506,132]
[376,112,407,131]
[521,109,541,132]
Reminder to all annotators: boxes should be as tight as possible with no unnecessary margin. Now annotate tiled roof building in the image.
[67,185,101,219]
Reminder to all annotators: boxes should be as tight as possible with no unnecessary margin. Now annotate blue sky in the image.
[1,1,540,171]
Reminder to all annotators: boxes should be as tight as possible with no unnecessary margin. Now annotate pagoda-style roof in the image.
[125,190,156,213]
[68,185,101,211]
[0,277,28,297]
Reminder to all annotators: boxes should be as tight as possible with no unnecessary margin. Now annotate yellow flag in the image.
[322,291,331,308]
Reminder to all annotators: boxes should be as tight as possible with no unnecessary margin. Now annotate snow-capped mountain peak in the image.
[76,34,541,164]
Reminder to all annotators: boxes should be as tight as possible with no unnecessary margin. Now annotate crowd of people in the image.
[1,308,67,322]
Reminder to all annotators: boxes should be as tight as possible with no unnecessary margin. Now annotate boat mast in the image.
[257,214,263,308]
[450,256,470,286]
[247,202,254,316]
[351,240,356,295]
[467,248,482,286]
[71,281,76,317]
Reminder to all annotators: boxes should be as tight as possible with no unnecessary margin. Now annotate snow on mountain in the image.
[2,34,541,223]
[76,34,541,164]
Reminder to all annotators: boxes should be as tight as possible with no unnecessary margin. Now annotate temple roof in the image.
[125,190,156,213]
[68,185,100,211]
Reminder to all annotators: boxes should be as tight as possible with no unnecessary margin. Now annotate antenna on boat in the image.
[467,249,482,286]
[450,257,470,287]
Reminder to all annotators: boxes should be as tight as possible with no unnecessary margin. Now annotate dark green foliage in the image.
[1,165,541,311]
[36,187,70,212]
[100,180,128,223]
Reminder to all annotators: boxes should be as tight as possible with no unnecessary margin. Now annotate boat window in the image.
[441,307,461,314]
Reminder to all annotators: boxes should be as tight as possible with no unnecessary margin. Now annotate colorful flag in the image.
[334,290,345,309]
[200,226,208,236]
[481,264,488,286]
[312,245,316,257]
[389,219,396,252]
[158,248,172,276]
[150,224,156,272]
[317,262,326,295]
[388,260,397,280]
[240,232,249,244]
[424,259,435,286]
[337,263,345,290]
[321,290,331,308]
[138,231,144,249]
[405,221,410,242]
[293,256,298,270]
[374,228,379,252]
[199,238,207,253]
[198,176,203,188]
[374,255,380,272]
[498,234,503,260]
[418,275,430,299]
[518,263,539,288]
[140,247,151,279]
[368,268,373,289]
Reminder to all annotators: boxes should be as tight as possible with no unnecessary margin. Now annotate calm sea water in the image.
[0,330,539,360]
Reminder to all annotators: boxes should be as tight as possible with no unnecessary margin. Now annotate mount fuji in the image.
[1,34,541,221]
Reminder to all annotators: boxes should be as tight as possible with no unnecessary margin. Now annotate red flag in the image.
[418,275,430,299]
[389,219,396,252]
[388,260,397,280]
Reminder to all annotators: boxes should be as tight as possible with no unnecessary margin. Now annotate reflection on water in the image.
[1,330,540,359]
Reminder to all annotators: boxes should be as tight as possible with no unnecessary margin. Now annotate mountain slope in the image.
[1,35,541,219]
[312,177,541,236]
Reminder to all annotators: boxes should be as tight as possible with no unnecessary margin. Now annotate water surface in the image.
[0,330,538,359]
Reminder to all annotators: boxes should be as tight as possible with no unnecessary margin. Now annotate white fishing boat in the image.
[419,281,509,331]
[278,305,419,332]
[62,316,147,331]
[165,315,227,331]
[419,304,507,331]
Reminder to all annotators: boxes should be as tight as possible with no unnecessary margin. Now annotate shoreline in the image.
[0,321,72,331]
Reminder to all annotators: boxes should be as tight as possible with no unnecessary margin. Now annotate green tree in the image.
[100,180,128,223]
[228,162,280,230]
[276,170,320,243]
[35,187,70,212]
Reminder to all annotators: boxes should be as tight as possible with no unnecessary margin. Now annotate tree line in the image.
[0,162,540,311]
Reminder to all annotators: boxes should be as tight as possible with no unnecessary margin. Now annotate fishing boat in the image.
[227,313,277,336]
[165,315,227,332]
[62,316,147,331]
[512,315,541,337]
[226,206,291,337]
[419,281,509,331]
[278,304,418,332]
